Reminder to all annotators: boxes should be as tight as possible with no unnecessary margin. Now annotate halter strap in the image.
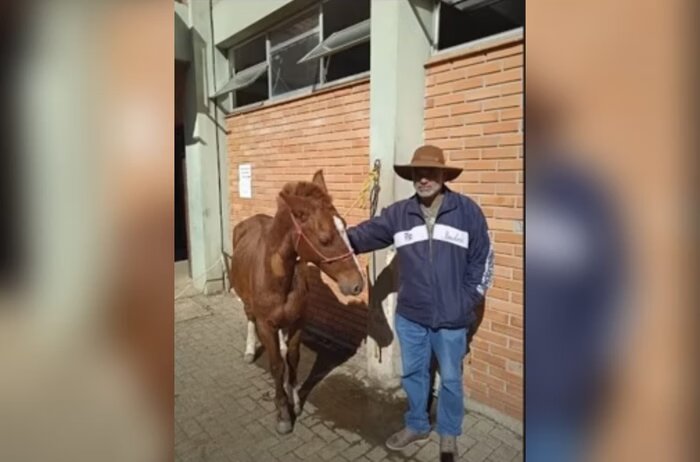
[287,210,354,264]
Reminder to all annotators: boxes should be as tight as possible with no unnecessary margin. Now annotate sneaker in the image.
[385,427,430,451]
[440,435,457,454]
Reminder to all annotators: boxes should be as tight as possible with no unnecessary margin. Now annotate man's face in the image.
[412,167,444,198]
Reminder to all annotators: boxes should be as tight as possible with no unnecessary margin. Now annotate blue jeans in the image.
[396,313,468,436]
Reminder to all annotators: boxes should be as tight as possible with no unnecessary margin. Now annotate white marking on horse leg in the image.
[334,215,362,274]
[244,321,256,361]
[278,330,288,358]
[292,385,301,413]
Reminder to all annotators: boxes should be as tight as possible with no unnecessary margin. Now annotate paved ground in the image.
[175,266,523,462]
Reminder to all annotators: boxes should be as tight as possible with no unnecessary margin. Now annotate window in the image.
[309,0,371,82]
[438,0,524,51]
[214,0,371,110]
[269,10,320,97]
[220,36,269,106]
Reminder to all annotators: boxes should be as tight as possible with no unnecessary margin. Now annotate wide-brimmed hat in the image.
[393,145,463,182]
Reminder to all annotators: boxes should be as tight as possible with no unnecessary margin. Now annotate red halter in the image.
[287,211,354,264]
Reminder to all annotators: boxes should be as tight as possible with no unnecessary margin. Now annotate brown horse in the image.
[229,170,364,434]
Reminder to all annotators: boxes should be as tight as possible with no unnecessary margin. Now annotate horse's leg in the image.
[285,325,302,415]
[244,311,257,364]
[256,319,293,434]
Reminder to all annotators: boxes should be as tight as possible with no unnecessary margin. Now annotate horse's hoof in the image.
[276,420,293,434]
[243,353,254,363]
[294,404,301,416]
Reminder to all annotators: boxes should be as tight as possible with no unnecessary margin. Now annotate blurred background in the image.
[0,1,693,461]
[526,0,693,461]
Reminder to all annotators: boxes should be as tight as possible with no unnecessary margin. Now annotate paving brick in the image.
[293,439,327,459]
[311,422,340,443]
[365,445,388,462]
[414,440,441,461]
[464,441,495,462]
[489,426,523,451]
[336,427,362,444]
[268,436,304,459]
[343,440,372,460]
[175,277,522,462]
[488,443,520,462]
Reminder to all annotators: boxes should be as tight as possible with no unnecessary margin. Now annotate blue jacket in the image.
[346,187,493,329]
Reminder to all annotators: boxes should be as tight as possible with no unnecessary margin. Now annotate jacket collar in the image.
[407,186,458,217]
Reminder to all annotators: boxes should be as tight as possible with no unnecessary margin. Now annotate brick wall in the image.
[227,79,371,348]
[424,39,524,420]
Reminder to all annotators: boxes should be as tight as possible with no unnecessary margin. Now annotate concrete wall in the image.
[181,0,228,292]
[174,1,191,62]
[212,0,296,47]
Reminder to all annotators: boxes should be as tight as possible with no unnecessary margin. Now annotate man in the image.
[346,145,494,457]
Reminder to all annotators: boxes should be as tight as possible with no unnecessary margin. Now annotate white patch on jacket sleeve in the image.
[477,243,494,296]
[393,225,429,248]
[432,224,469,249]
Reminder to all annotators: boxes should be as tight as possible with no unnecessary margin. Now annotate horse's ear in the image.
[312,169,327,193]
[278,191,310,222]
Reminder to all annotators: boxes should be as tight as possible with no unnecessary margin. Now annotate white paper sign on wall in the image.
[239,164,252,199]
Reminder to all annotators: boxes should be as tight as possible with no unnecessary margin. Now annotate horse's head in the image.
[278,170,364,297]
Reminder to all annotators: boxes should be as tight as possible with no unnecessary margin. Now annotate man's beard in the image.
[415,183,441,198]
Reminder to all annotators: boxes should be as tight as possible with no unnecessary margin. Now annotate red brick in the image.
[490,345,523,364]
[462,111,499,125]
[452,77,485,92]
[465,61,502,77]
[434,93,466,107]
[488,286,511,301]
[481,171,517,183]
[493,277,523,292]
[434,68,466,84]
[473,350,507,369]
[486,44,523,60]
[451,54,486,69]
[447,125,482,137]
[465,85,502,102]
[488,385,523,409]
[474,329,509,347]
[463,160,498,171]
[500,81,523,96]
[471,369,506,391]
[500,107,523,120]
[484,68,522,86]
[491,321,523,340]
[451,102,482,115]
[464,136,499,148]
[499,133,523,146]
[480,196,515,207]
[469,358,489,373]
[490,365,523,390]
[495,183,522,194]
[487,298,522,316]
[482,147,519,159]
[494,208,523,220]
[425,107,451,119]
[483,121,520,135]
[483,95,522,111]
[449,149,482,160]
[502,55,523,69]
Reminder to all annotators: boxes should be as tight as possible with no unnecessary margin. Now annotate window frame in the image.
[217,0,370,111]
[433,0,524,55]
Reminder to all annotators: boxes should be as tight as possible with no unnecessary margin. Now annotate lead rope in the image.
[365,160,384,362]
